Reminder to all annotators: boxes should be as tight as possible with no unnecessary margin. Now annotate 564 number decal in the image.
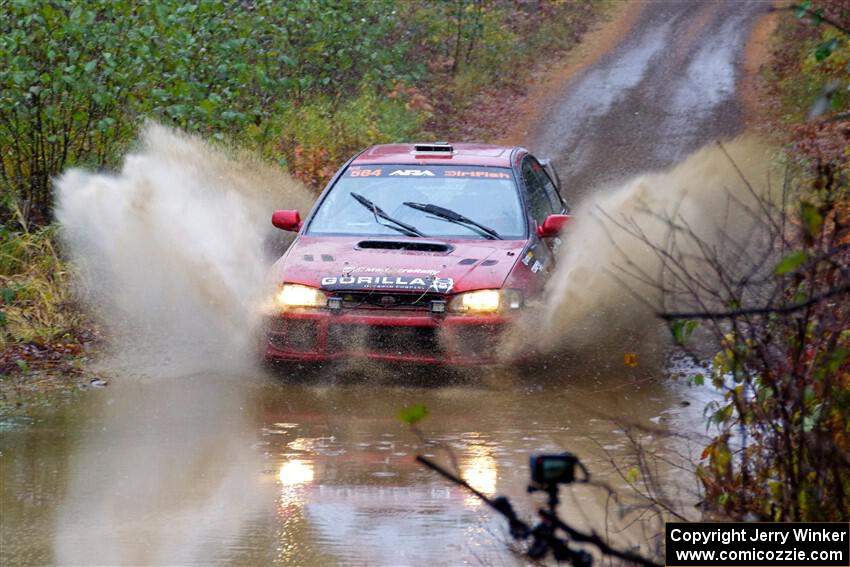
[348,168,382,177]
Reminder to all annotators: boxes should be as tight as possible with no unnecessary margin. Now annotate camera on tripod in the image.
[529,452,580,487]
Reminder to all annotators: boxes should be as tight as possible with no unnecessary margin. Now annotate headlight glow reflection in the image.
[461,445,497,506]
[278,459,314,486]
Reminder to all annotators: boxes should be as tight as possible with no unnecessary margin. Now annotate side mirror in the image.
[537,214,572,238]
[272,210,302,232]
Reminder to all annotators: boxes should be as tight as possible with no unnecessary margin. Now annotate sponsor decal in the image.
[444,170,511,179]
[321,275,454,293]
[398,268,441,275]
[430,277,454,293]
[531,260,543,273]
[344,266,440,275]
[522,250,534,266]
[389,169,435,177]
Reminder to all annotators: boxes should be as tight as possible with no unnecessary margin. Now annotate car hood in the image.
[274,236,525,294]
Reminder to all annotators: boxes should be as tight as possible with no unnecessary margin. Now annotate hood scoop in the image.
[357,240,453,253]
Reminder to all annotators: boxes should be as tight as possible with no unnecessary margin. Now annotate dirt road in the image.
[531,0,768,202]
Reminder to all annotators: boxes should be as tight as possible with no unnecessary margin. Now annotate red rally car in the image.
[264,142,571,366]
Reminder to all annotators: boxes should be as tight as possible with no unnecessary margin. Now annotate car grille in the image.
[333,291,444,310]
[268,319,318,352]
[327,324,440,356]
[453,325,500,358]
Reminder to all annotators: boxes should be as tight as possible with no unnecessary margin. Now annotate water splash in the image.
[52,124,314,564]
[506,137,776,362]
[55,123,313,375]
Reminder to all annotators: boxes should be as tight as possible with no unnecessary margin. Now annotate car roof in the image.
[351,143,519,167]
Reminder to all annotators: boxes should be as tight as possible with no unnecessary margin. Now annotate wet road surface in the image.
[532,0,768,202]
[2,370,707,565]
[1,2,766,565]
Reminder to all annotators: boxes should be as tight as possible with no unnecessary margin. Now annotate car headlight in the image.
[275,284,327,309]
[448,289,523,313]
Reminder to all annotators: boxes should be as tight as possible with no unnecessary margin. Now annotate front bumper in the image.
[263,309,510,366]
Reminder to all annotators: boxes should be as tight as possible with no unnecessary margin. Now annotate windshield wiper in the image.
[402,202,502,240]
[350,192,426,238]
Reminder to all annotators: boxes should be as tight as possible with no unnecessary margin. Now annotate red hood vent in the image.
[356,240,453,253]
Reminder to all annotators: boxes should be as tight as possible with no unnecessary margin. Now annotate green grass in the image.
[0,213,87,350]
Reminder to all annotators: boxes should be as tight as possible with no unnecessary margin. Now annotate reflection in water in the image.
[286,438,316,453]
[1,368,709,566]
[461,444,498,507]
[51,375,271,566]
[276,458,316,564]
[279,459,315,486]
[258,376,703,565]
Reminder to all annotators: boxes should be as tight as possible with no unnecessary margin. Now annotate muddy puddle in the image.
[0,361,711,566]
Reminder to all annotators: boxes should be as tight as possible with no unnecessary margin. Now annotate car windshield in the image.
[306,165,526,239]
